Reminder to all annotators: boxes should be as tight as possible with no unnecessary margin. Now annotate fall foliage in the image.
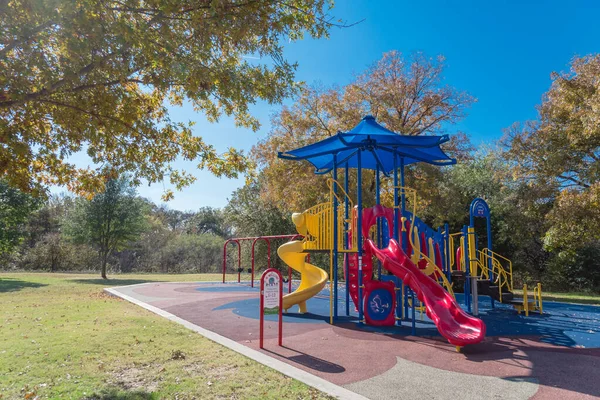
[0,0,334,199]
[252,51,475,211]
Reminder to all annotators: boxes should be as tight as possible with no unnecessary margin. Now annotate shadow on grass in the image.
[70,278,160,287]
[0,278,48,293]
[84,388,159,400]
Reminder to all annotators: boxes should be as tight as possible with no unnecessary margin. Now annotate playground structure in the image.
[222,234,303,292]
[222,115,543,348]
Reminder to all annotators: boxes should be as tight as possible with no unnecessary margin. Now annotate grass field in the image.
[513,288,600,305]
[0,273,332,400]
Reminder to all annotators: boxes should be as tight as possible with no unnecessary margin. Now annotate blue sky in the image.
[137,0,600,210]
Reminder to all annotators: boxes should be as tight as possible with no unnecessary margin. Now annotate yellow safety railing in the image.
[327,179,357,252]
[396,186,455,298]
[476,248,513,303]
[448,232,466,272]
[533,283,543,314]
[302,202,334,250]
[518,283,543,316]
[300,179,356,252]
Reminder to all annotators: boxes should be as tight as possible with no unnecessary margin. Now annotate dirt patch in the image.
[206,364,238,381]
[91,291,122,301]
[109,365,161,392]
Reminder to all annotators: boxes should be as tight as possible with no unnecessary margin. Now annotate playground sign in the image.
[259,268,283,349]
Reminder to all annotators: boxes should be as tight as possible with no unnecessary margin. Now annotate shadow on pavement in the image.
[265,346,346,373]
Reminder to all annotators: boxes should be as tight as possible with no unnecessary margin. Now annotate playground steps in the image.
[451,271,465,293]
[486,285,514,303]
[507,297,542,315]
[451,274,515,303]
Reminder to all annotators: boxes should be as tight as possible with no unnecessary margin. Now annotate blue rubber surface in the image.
[198,282,600,348]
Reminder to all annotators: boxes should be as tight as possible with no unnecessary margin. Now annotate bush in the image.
[18,233,98,272]
[545,242,600,293]
[156,234,222,273]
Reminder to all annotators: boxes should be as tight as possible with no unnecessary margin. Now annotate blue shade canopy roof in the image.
[278,115,456,175]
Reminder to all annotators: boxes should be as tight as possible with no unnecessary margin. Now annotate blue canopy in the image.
[278,115,456,174]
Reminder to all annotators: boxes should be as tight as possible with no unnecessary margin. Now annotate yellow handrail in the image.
[297,178,356,252]
[396,186,455,298]
[533,283,543,313]
[448,232,464,272]
[327,178,357,252]
[477,248,513,303]
[481,248,513,290]
[480,248,513,291]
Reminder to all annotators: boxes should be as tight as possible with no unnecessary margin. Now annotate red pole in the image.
[222,240,228,283]
[237,240,241,283]
[259,274,264,349]
[251,238,257,288]
[279,273,283,346]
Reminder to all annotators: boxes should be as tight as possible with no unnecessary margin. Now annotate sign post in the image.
[259,268,283,349]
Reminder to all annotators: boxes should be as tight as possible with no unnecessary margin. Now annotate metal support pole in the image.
[332,154,339,321]
[400,158,407,252]
[393,153,399,242]
[463,225,471,312]
[344,162,350,316]
[411,290,416,335]
[376,165,381,279]
[444,222,451,282]
[357,151,364,324]
[471,276,479,316]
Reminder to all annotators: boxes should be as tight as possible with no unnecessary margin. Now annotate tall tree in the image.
[64,176,147,278]
[185,207,230,237]
[0,0,335,198]
[252,51,475,212]
[504,54,600,250]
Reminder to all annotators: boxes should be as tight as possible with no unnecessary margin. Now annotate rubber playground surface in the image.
[111,280,600,400]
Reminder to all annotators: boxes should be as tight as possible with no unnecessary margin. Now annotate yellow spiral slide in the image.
[278,213,328,313]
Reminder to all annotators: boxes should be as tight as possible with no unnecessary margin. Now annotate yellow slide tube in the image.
[278,241,328,313]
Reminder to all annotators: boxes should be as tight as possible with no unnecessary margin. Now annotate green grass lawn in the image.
[0,273,332,400]
[512,288,600,305]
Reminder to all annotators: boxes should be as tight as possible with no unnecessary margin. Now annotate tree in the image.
[252,51,475,211]
[0,181,41,258]
[504,54,600,251]
[0,0,335,198]
[185,207,230,237]
[224,176,295,238]
[64,176,147,278]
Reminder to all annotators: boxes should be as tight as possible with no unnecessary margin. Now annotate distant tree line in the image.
[0,176,232,276]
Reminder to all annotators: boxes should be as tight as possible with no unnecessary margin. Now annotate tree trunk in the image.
[101,250,108,279]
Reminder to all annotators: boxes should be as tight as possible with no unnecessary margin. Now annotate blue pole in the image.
[357,151,364,324]
[344,162,350,316]
[332,154,338,321]
[487,214,495,308]
[393,153,399,242]
[400,158,406,215]
[463,225,471,312]
[444,222,451,282]
[400,158,407,252]
[376,165,381,280]
[404,284,409,320]
[411,290,416,335]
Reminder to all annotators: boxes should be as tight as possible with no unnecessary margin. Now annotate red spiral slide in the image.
[364,238,486,346]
